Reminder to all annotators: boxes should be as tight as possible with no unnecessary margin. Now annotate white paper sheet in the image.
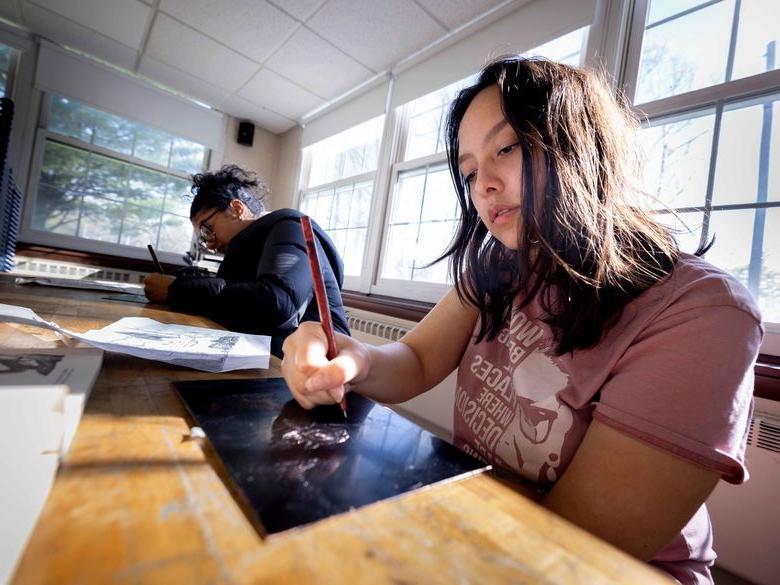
[0,303,270,372]
[0,385,66,585]
[0,348,103,455]
[15,276,145,294]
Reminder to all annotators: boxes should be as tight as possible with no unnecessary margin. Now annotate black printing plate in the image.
[173,377,489,534]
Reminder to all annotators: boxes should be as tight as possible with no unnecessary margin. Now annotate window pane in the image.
[92,110,134,155]
[654,210,704,254]
[635,1,734,103]
[158,214,192,253]
[32,184,80,236]
[300,180,372,277]
[382,224,417,280]
[639,111,715,209]
[403,78,469,161]
[731,0,780,82]
[306,116,384,187]
[170,137,207,175]
[521,26,588,65]
[411,220,455,283]
[48,94,206,174]
[405,107,441,160]
[420,167,458,222]
[382,165,457,284]
[79,195,123,241]
[713,96,780,206]
[647,0,712,25]
[348,183,372,228]
[85,154,128,201]
[134,126,171,167]
[33,140,193,253]
[49,96,95,144]
[119,204,162,248]
[127,167,167,209]
[391,169,425,224]
[163,176,194,216]
[343,227,367,276]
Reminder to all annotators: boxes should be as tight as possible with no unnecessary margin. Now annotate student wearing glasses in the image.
[143,164,349,358]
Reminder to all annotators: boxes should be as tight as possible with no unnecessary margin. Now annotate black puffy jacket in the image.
[167,209,350,358]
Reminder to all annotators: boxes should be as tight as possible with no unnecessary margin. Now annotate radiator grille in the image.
[756,418,780,454]
[346,314,410,342]
[12,257,146,284]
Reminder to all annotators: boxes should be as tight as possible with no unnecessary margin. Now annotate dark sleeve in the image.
[170,219,315,335]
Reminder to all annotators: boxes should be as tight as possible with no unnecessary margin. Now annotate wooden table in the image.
[1,276,671,584]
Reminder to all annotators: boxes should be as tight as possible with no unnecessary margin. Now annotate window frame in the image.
[372,149,453,303]
[621,0,780,354]
[20,93,207,265]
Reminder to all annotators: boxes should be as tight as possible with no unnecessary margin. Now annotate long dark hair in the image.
[443,57,690,355]
[189,164,270,218]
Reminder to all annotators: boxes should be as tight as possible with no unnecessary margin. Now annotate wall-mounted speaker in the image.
[237,121,255,146]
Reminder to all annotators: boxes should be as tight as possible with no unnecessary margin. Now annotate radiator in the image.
[346,312,410,343]
[707,396,780,585]
[11,256,147,284]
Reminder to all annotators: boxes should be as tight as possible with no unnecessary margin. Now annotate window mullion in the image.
[360,106,401,294]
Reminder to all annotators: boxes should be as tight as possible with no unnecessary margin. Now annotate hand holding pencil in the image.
[281,216,370,416]
[143,243,175,303]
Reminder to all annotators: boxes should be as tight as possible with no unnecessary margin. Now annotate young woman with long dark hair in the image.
[280,58,762,583]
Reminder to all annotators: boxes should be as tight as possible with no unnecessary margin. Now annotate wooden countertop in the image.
[1,276,670,584]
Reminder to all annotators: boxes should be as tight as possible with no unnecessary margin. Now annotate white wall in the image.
[272,125,302,210]
[221,116,280,202]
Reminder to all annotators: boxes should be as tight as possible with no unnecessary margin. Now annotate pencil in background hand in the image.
[300,215,348,419]
[147,244,165,274]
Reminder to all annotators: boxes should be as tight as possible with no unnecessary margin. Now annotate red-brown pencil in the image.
[300,215,348,418]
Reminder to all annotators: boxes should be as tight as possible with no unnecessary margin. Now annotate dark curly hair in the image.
[189,164,270,219]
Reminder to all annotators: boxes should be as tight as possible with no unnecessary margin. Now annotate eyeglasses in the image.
[197,209,222,247]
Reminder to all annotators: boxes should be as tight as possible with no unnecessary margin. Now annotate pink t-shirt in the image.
[453,254,763,584]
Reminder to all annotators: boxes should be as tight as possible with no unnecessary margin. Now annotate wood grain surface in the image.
[1,276,671,584]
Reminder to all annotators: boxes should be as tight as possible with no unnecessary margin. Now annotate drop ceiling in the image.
[0,0,515,134]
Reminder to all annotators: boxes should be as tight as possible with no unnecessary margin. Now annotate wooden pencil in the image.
[300,215,348,418]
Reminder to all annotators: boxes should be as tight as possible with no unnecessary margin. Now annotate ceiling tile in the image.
[415,0,505,30]
[222,94,296,134]
[160,0,297,63]
[264,26,370,100]
[146,14,258,92]
[21,2,138,69]
[307,0,445,71]
[238,67,322,119]
[267,0,323,21]
[138,55,232,109]
[0,0,23,24]
[28,0,151,49]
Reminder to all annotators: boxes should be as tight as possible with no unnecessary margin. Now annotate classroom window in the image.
[635,0,780,105]
[299,115,384,278]
[629,0,780,336]
[27,94,206,255]
[373,27,589,300]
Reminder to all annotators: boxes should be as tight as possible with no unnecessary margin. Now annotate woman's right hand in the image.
[281,321,371,410]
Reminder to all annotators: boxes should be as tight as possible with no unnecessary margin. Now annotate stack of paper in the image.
[0,303,271,372]
[0,385,66,585]
[0,347,103,454]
